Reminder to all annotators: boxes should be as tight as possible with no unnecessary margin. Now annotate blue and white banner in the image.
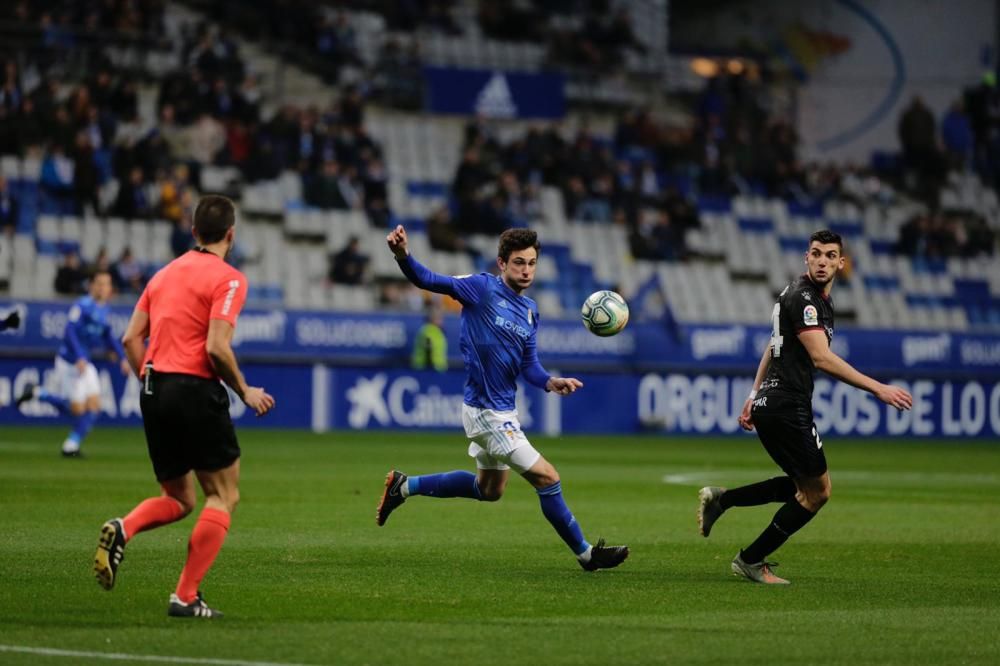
[1,358,998,438]
[423,66,566,119]
[0,358,314,429]
[633,373,1000,438]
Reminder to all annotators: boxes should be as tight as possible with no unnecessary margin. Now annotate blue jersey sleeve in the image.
[397,254,487,306]
[64,303,88,361]
[520,319,551,390]
[103,321,126,359]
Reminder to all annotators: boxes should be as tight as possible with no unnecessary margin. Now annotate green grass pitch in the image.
[1,426,999,665]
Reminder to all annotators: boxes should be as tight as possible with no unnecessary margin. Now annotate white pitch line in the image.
[662,469,1000,486]
[0,645,314,666]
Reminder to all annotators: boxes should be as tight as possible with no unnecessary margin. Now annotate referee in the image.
[93,195,274,618]
[697,230,912,584]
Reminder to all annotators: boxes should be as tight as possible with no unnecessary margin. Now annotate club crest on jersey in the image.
[803,304,819,326]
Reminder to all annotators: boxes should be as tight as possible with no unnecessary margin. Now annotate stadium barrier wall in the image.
[2,301,998,437]
[2,360,998,439]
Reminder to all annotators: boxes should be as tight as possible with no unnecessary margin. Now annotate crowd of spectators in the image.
[478,2,646,71]
[896,212,995,260]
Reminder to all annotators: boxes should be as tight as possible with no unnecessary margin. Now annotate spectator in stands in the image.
[16,98,47,152]
[40,143,76,213]
[898,95,945,194]
[54,251,86,295]
[650,209,684,261]
[158,163,194,224]
[428,206,465,254]
[0,175,18,236]
[89,246,112,277]
[374,38,423,110]
[113,166,153,219]
[339,85,365,130]
[328,235,368,286]
[112,246,144,293]
[361,156,390,227]
[189,112,226,166]
[941,99,974,170]
[411,308,448,372]
[157,104,190,161]
[72,130,102,216]
[171,216,194,257]
[0,105,18,155]
[964,72,1000,178]
[306,159,351,210]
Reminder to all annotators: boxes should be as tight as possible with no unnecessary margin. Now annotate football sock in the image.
[68,411,98,448]
[720,476,796,510]
[536,481,590,557]
[740,500,816,564]
[123,497,188,542]
[175,508,231,604]
[37,388,70,414]
[406,471,482,499]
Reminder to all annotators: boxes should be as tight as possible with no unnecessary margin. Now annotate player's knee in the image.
[225,489,240,513]
[799,488,830,512]
[480,486,504,502]
[69,403,86,416]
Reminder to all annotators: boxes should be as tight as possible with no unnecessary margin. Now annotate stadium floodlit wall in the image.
[2,301,999,438]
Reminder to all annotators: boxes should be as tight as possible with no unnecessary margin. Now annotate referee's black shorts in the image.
[140,370,241,482]
[751,393,828,479]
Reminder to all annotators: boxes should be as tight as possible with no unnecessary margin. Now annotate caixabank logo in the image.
[343,372,533,430]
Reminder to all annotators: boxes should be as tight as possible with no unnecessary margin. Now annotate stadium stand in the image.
[0,0,998,332]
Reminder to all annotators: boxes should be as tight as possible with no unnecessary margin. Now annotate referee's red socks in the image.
[123,497,187,541]
[175,508,231,604]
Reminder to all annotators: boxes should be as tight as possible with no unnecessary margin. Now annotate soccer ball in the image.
[581,290,629,337]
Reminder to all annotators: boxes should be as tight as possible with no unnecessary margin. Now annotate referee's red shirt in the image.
[136,250,248,379]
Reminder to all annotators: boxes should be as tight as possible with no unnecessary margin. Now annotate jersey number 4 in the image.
[769,302,784,358]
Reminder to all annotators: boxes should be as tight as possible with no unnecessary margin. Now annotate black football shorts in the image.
[140,371,241,482]
[751,393,828,479]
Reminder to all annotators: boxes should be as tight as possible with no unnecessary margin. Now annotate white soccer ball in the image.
[581,290,629,337]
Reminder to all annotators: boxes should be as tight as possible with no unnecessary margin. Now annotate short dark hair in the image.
[193,195,236,245]
[810,229,843,251]
[497,228,540,262]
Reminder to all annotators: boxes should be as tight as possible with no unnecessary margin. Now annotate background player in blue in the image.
[17,269,130,456]
[376,225,629,572]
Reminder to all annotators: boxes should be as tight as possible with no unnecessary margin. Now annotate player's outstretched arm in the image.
[799,330,912,410]
[121,308,150,377]
[388,224,483,304]
[207,319,275,417]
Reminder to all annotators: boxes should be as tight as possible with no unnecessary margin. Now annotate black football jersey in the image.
[758,274,835,402]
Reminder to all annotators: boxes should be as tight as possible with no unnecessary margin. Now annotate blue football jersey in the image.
[398,256,551,411]
[58,296,125,363]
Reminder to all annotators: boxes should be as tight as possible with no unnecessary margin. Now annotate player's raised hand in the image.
[738,398,755,431]
[875,383,913,411]
[243,386,276,417]
[546,377,583,396]
[386,225,409,259]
